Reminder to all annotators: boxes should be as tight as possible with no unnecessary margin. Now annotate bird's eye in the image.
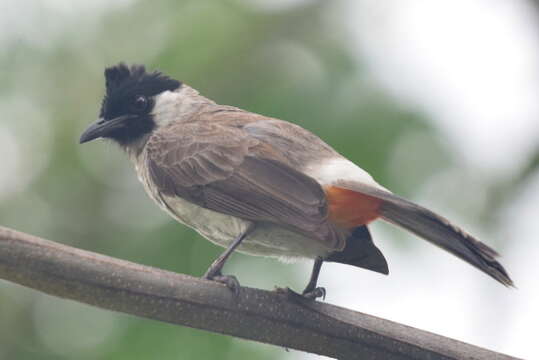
[130,95,149,113]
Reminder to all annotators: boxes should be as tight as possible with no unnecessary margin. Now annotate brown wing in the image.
[145,121,346,250]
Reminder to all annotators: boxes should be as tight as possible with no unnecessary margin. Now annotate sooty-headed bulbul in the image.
[80,64,512,298]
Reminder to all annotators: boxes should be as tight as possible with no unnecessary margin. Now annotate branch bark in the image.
[0,225,519,360]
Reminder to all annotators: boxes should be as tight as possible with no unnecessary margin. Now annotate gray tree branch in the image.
[0,225,519,360]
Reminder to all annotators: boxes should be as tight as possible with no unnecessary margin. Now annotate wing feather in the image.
[145,121,345,250]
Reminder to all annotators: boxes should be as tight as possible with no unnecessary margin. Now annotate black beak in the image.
[79,115,133,144]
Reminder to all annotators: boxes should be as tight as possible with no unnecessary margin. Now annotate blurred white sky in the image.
[350,0,539,176]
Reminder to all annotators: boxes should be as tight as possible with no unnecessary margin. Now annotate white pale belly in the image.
[133,156,330,261]
[157,194,331,261]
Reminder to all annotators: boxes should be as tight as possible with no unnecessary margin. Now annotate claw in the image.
[302,287,326,300]
[276,286,326,302]
[205,273,241,297]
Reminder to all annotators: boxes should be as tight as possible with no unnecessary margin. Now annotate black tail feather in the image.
[334,181,513,287]
[327,226,389,275]
[379,199,513,286]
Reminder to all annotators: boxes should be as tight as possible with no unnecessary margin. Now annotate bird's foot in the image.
[203,270,241,296]
[275,286,326,302]
[302,286,326,300]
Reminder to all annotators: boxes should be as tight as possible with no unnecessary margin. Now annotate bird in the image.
[79,63,512,299]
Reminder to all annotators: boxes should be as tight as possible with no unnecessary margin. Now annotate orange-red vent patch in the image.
[325,186,382,228]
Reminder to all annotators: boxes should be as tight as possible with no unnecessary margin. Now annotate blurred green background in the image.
[1,0,537,359]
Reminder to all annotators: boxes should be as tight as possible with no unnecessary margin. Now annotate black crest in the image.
[100,63,181,120]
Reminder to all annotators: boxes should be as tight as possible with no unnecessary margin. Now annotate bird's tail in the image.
[334,181,513,287]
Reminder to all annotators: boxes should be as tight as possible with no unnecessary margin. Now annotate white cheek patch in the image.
[307,158,386,190]
[151,90,183,127]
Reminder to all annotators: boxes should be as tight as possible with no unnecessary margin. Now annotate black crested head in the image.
[98,63,182,145]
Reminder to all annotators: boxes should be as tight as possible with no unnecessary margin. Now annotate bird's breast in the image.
[131,152,329,261]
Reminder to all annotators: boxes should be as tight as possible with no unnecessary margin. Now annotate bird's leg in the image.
[301,257,326,300]
[275,257,326,301]
[203,223,255,295]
